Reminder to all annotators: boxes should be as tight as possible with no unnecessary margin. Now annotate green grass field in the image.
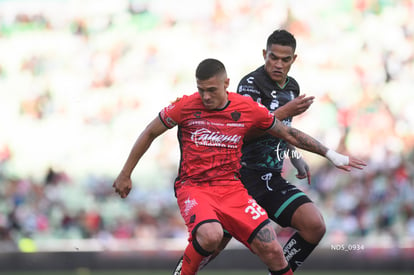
[0,271,411,275]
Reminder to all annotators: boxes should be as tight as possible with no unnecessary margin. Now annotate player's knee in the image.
[309,214,326,240]
[292,204,326,242]
[195,222,224,252]
[301,213,326,243]
[316,218,326,239]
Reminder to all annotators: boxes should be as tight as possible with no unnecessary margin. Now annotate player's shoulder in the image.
[239,66,266,84]
[229,91,253,102]
[229,92,263,109]
[287,76,299,87]
[170,92,198,104]
[230,93,273,123]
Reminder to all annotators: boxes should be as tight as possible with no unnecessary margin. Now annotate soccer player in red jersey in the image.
[113,58,366,275]
[172,29,331,273]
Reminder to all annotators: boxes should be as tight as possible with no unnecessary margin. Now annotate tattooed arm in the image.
[266,119,367,171]
[267,119,328,156]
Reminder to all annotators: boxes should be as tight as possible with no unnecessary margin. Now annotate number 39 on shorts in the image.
[245,201,266,220]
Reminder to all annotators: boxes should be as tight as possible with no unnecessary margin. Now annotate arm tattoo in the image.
[287,127,327,156]
[269,119,328,156]
[256,226,276,243]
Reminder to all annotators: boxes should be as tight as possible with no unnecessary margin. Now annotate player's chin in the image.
[270,72,283,82]
[204,103,216,110]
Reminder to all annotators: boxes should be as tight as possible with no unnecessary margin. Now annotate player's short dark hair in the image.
[196,58,226,80]
[266,29,296,52]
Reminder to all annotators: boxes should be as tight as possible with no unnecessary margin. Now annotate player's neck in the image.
[216,99,229,110]
[276,77,289,89]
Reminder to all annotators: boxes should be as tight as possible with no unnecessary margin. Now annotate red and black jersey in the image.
[159,91,275,190]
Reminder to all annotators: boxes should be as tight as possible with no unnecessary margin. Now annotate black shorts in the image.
[240,167,312,228]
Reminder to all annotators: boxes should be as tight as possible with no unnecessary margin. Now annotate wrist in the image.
[120,169,132,178]
[325,149,349,166]
[274,107,288,120]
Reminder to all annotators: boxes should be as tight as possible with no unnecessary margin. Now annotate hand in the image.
[113,172,132,198]
[335,156,367,172]
[325,149,367,172]
[290,157,311,185]
[281,94,315,117]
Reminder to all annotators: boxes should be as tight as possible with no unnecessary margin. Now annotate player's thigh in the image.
[258,185,312,227]
[176,185,220,241]
[196,221,224,249]
[218,185,270,247]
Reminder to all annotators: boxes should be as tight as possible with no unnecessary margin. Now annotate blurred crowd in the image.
[0,0,413,252]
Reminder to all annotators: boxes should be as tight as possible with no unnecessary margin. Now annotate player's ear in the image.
[224,78,230,89]
[292,54,298,63]
[262,49,267,59]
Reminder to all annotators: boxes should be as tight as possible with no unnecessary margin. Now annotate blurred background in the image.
[0,0,413,272]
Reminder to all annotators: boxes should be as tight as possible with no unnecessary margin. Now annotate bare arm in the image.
[275,95,314,182]
[268,119,328,156]
[113,116,169,198]
[267,119,366,171]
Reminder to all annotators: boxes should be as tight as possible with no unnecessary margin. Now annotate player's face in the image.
[197,74,229,110]
[263,44,297,86]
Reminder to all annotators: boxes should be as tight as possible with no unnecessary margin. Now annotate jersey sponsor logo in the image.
[281,187,298,195]
[189,120,206,126]
[270,99,279,110]
[226,122,245,128]
[238,85,260,95]
[191,128,241,148]
[184,197,198,216]
[246,76,254,84]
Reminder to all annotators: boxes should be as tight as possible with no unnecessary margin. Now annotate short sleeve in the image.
[159,97,184,128]
[251,101,275,131]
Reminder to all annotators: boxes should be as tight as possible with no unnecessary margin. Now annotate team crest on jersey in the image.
[193,111,201,118]
[231,111,241,121]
